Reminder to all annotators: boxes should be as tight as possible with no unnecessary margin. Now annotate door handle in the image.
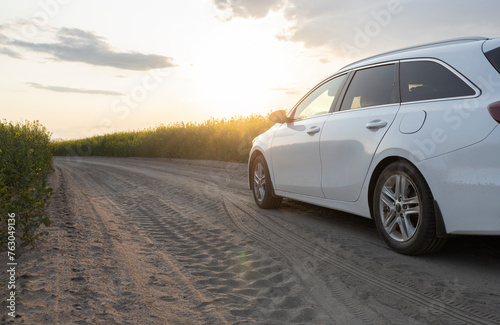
[366,120,387,130]
[307,126,321,135]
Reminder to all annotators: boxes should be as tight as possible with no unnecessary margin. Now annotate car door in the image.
[271,74,348,197]
[320,63,400,202]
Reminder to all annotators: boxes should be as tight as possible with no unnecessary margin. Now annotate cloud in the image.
[214,0,284,19]
[7,27,176,71]
[214,0,500,60]
[0,47,22,59]
[26,82,123,96]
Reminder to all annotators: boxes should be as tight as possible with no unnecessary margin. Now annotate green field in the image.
[51,114,275,162]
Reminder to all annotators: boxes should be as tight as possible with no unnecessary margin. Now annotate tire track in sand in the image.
[57,161,231,324]
[109,188,332,323]
[65,159,332,324]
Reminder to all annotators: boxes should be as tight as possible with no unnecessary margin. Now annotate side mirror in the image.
[269,110,292,124]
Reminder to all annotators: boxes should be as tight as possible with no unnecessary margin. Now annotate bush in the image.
[0,120,53,248]
[52,114,275,162]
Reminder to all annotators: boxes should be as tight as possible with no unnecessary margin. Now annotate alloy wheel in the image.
[379,173,422,242]
[253,162,266,203]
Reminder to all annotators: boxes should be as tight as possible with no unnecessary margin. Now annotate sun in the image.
[189,16,293,118]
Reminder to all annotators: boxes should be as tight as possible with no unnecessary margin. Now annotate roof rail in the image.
[340,36,489,71]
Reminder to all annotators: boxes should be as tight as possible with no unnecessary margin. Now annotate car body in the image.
[248,37,500,255]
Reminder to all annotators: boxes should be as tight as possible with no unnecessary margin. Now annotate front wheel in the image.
[373,161,445,255]
[252,155,282,209]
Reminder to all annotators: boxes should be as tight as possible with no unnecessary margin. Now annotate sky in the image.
[1,0,500,140]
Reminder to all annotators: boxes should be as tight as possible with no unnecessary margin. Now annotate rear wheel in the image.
[373,161,445,255]
[252,155,282,209]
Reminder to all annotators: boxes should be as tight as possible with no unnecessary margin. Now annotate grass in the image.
[51,114,275,162]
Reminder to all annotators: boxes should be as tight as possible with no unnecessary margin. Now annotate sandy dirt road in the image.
[2,156,500,324]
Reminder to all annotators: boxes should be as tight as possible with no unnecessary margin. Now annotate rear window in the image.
[400,61,476,103]
[484,46,500,74]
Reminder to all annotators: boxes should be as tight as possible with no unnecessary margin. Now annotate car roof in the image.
[337,36,490,73]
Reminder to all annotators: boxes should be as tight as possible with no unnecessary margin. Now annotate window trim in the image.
[399,58,481,105]
[287,57,481,121]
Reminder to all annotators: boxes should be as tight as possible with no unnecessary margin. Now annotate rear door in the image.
[320,63,400,202]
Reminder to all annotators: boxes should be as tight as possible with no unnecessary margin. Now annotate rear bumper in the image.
[417,126,500,235]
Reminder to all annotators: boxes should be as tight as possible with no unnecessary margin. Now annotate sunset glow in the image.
[1,0,499,139]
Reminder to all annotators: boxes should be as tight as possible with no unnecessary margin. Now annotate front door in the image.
[271,74,348,197]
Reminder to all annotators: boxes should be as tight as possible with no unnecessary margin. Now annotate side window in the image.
[340,64,398,111]
[294,74,347,119]
[400,61,476,102]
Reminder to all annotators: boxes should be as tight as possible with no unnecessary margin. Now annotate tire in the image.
[373,161,445,255]
[251,155,282,209]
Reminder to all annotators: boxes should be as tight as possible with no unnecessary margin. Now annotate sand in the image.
[1,156,500,324]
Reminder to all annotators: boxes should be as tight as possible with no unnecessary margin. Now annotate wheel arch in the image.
[367,156,448,238]
[249,152,283,209]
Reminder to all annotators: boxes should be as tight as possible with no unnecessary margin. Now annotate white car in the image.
[249,37,500,255]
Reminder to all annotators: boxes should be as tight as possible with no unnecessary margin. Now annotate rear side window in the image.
[400,61,476,103]
[340,64,398,111]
